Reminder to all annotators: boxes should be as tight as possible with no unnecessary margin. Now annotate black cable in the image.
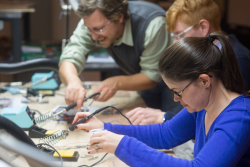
[108,106,132,125]
[37,143,63,167]
[30,109,43,116]
[65,93,101,111]
[77,106,132,167]
[57,93,100,121]
[0,116,37,147]
[88,93,100,106]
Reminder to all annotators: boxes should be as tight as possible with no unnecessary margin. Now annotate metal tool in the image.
[69,106,110,131]
[68,105,131,131]
[40,105,110,147]
[87,155,98,161]
[32,76,51,86]
[34,112,55,127]
[34,93,100,127]
[40,130,69,146]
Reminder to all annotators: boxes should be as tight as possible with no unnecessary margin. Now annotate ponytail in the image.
[209,32,247,95]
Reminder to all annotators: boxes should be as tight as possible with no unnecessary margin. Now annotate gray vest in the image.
[105,1,166,75]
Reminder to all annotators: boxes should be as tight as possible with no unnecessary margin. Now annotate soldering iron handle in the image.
[86,92,100,99]
[69,117,88,131]
[65,102,77,111]
[65,93,100,111]
[69,106,110,131]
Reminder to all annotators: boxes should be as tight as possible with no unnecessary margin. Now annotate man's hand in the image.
[93,77,119,102]
[65,81,86,110]
[59,61,87,110]
[126,107,165,125]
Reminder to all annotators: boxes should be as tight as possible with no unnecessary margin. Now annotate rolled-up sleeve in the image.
[59,19,96,74]
[140,16,173,82]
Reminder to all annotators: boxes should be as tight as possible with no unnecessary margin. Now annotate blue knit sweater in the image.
[104,95,250,167]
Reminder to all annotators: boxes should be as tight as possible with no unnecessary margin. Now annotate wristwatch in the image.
[163,113,167,123]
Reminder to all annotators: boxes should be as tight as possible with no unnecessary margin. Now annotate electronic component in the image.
[69,106,110,131]
[31,71,61,90]
[1,93,100,139]
[0,106,35,130]
[34,93,100,127]
[38,105,131,166]
[51,105,99,124]
[0,106,51,138]
[40,106,109,147]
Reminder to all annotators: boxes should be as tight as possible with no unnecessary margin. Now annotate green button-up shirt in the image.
[59,16,173,83]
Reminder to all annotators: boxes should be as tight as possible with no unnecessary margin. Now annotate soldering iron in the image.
[33,92,101,127]
[68,106,110,131]
[68,105,132,131]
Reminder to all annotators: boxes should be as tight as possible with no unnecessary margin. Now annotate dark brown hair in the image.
[158,32,248,96]
[76,0,129,22]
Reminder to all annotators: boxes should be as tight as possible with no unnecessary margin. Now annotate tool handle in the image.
[65,102,77,111]
[65,93,100,111]
[69,115,90,131]
[69,106,110,131]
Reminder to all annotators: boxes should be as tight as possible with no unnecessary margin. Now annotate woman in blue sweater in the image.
[72,32,250,167]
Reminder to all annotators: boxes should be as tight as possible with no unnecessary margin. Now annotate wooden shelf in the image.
[0,1,35,13]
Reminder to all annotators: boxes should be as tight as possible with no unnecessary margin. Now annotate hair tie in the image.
[207,34,215,43]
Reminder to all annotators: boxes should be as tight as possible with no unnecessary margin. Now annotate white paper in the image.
[21,45,42,53]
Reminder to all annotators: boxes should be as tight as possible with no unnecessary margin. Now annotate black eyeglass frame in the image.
[171,75,213,98]
[171,80,193,98]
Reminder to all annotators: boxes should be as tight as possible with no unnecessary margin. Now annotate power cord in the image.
[30,109,43,116]
[37,143,63,167]
[77,106,132,167]
[108,106,132,125]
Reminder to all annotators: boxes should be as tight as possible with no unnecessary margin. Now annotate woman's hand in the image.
[72,112,104,132]
[87,131,124,154]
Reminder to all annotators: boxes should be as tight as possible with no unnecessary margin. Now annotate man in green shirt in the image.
[59,0,182,115]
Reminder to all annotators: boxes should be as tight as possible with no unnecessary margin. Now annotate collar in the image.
[113,19,134,46]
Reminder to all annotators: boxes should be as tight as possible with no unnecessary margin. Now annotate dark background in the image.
[0,0,249,82]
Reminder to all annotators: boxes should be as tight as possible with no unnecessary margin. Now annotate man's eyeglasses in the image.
[171,80,193,98]
[170,25,195,40]
[87,21,110,35]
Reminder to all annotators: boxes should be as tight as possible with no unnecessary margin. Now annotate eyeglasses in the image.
[87,21,110,35]
[171,80,193,98]
[170,25,195,40]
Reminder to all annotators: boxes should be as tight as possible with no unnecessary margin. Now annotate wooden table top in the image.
[0,82,175,167]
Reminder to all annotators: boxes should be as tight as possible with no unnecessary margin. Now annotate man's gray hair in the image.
[76,0,129,22]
